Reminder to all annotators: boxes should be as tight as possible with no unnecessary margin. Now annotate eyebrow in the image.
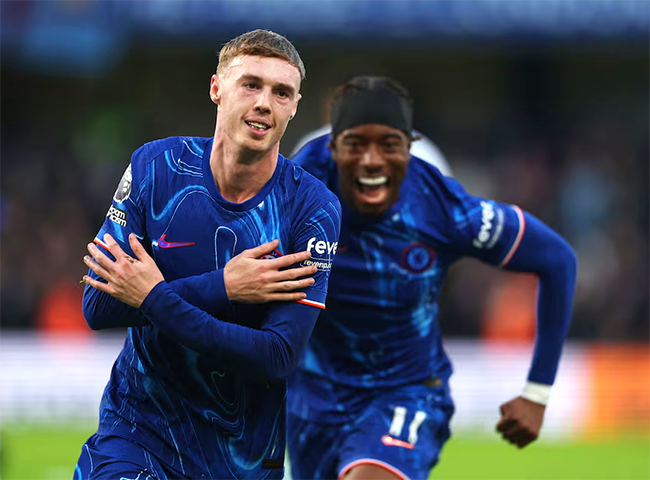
[239,74,296,97]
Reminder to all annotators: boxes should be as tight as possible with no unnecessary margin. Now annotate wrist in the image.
[521,381,551,406]
[140,280,168,311]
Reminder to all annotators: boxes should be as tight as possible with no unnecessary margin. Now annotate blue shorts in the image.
[287,382,454,480]
[74,434,178,480]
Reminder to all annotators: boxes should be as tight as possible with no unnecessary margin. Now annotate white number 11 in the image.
[388,406,427,445]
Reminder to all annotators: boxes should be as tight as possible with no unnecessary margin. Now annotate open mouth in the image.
[355,176,389,200]
[245,120,271,134]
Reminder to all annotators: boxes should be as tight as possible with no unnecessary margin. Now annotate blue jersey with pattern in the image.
[289,134,524,422]
[91,136,341,478]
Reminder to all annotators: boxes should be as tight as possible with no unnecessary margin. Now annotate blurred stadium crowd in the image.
[1,0,648,342]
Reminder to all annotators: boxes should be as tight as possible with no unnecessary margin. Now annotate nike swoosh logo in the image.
[158,234,195,249]
[381,435,415,450]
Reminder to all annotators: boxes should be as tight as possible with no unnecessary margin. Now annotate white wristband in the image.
[521,381,551,406]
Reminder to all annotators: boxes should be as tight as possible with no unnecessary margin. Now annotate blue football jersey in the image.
[89,137,341,478]
[289,134,524,422]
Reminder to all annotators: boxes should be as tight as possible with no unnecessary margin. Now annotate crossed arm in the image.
[83,233,317,310]
[81,233,322,379]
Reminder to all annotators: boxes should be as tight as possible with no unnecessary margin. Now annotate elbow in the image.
[557,238,578,280]
[543,237,578,285]
[260,334,301,380]
[262,355,299,381]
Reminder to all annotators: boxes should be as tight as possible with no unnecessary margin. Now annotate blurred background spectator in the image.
[1,0,647,343]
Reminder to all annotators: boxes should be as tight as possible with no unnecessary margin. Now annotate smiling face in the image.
[330,124,411,216]
[210,55,301,154]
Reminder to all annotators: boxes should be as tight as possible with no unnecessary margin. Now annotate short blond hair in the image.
[217,29,305,80]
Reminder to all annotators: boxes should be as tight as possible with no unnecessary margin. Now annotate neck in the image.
[209,124,279,204]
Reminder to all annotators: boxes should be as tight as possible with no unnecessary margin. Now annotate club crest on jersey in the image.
[113,164,132,203]
[260,249,283,260]
[400,242,436,273]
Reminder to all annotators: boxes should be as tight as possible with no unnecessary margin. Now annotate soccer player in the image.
[288,76,577,480]
[74,30,341,479]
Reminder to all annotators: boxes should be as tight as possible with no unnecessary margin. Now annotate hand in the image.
[496,396,546,449]
[224,239,317,303]
[82,233,165,308]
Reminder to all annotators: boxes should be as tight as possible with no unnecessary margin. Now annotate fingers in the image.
[81,275,111,294]
[276,265,318,282]
[244,239,280,258]
[84,255,112,282]
[269,250,312,268]
[128,233,148,262]
[87,242,117,272]
[497,416,538,448]
[501,426,537,449]
[100,233,128,258]
[496,418,517,433]
[265,291,309,302]
[99,233,138,266]
[511,430,536,449]
[277,278,316,291]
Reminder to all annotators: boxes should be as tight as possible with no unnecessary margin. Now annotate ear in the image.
[328,135,339,159]
[289,93,301,121]
[209,74,221,105]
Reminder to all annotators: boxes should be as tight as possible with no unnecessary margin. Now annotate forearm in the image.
[82,269,150,330]
[84,240,230,329]
[140,282,317,380]
[167,269,231,316]
[504,213,577,386]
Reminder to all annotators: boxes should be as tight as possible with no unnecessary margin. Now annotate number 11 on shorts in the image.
[383,406,427,448]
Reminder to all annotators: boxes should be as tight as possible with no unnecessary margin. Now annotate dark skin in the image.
[330,123,546,480]
[330,124,411,217]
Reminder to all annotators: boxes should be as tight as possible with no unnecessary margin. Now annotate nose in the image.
[359,144,384,170]
[253,87,272,114]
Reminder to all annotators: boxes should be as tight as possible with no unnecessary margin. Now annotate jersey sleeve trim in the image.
[296,298,326,310]
[499,205,526,268]
[93,237,109,250]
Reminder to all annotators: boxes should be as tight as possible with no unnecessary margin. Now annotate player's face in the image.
[330,124,411,216]
[210,55,301,153]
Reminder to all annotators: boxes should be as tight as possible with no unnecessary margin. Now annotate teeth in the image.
[247,121,269,130]
[358,176,387,186]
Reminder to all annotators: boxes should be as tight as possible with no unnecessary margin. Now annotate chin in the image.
[356,201,388,216]
[239,138,270,153]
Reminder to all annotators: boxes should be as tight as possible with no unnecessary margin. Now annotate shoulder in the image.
[131,136,207,167]
[280,155,341,219]
[409,155,464,201]
[403,157,473,237]
[289,133,333,182]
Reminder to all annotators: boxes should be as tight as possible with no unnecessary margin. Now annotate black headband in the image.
[330,88,413,137]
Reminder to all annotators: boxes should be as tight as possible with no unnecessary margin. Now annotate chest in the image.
[144,187,288,281]
[329,209,451,306]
